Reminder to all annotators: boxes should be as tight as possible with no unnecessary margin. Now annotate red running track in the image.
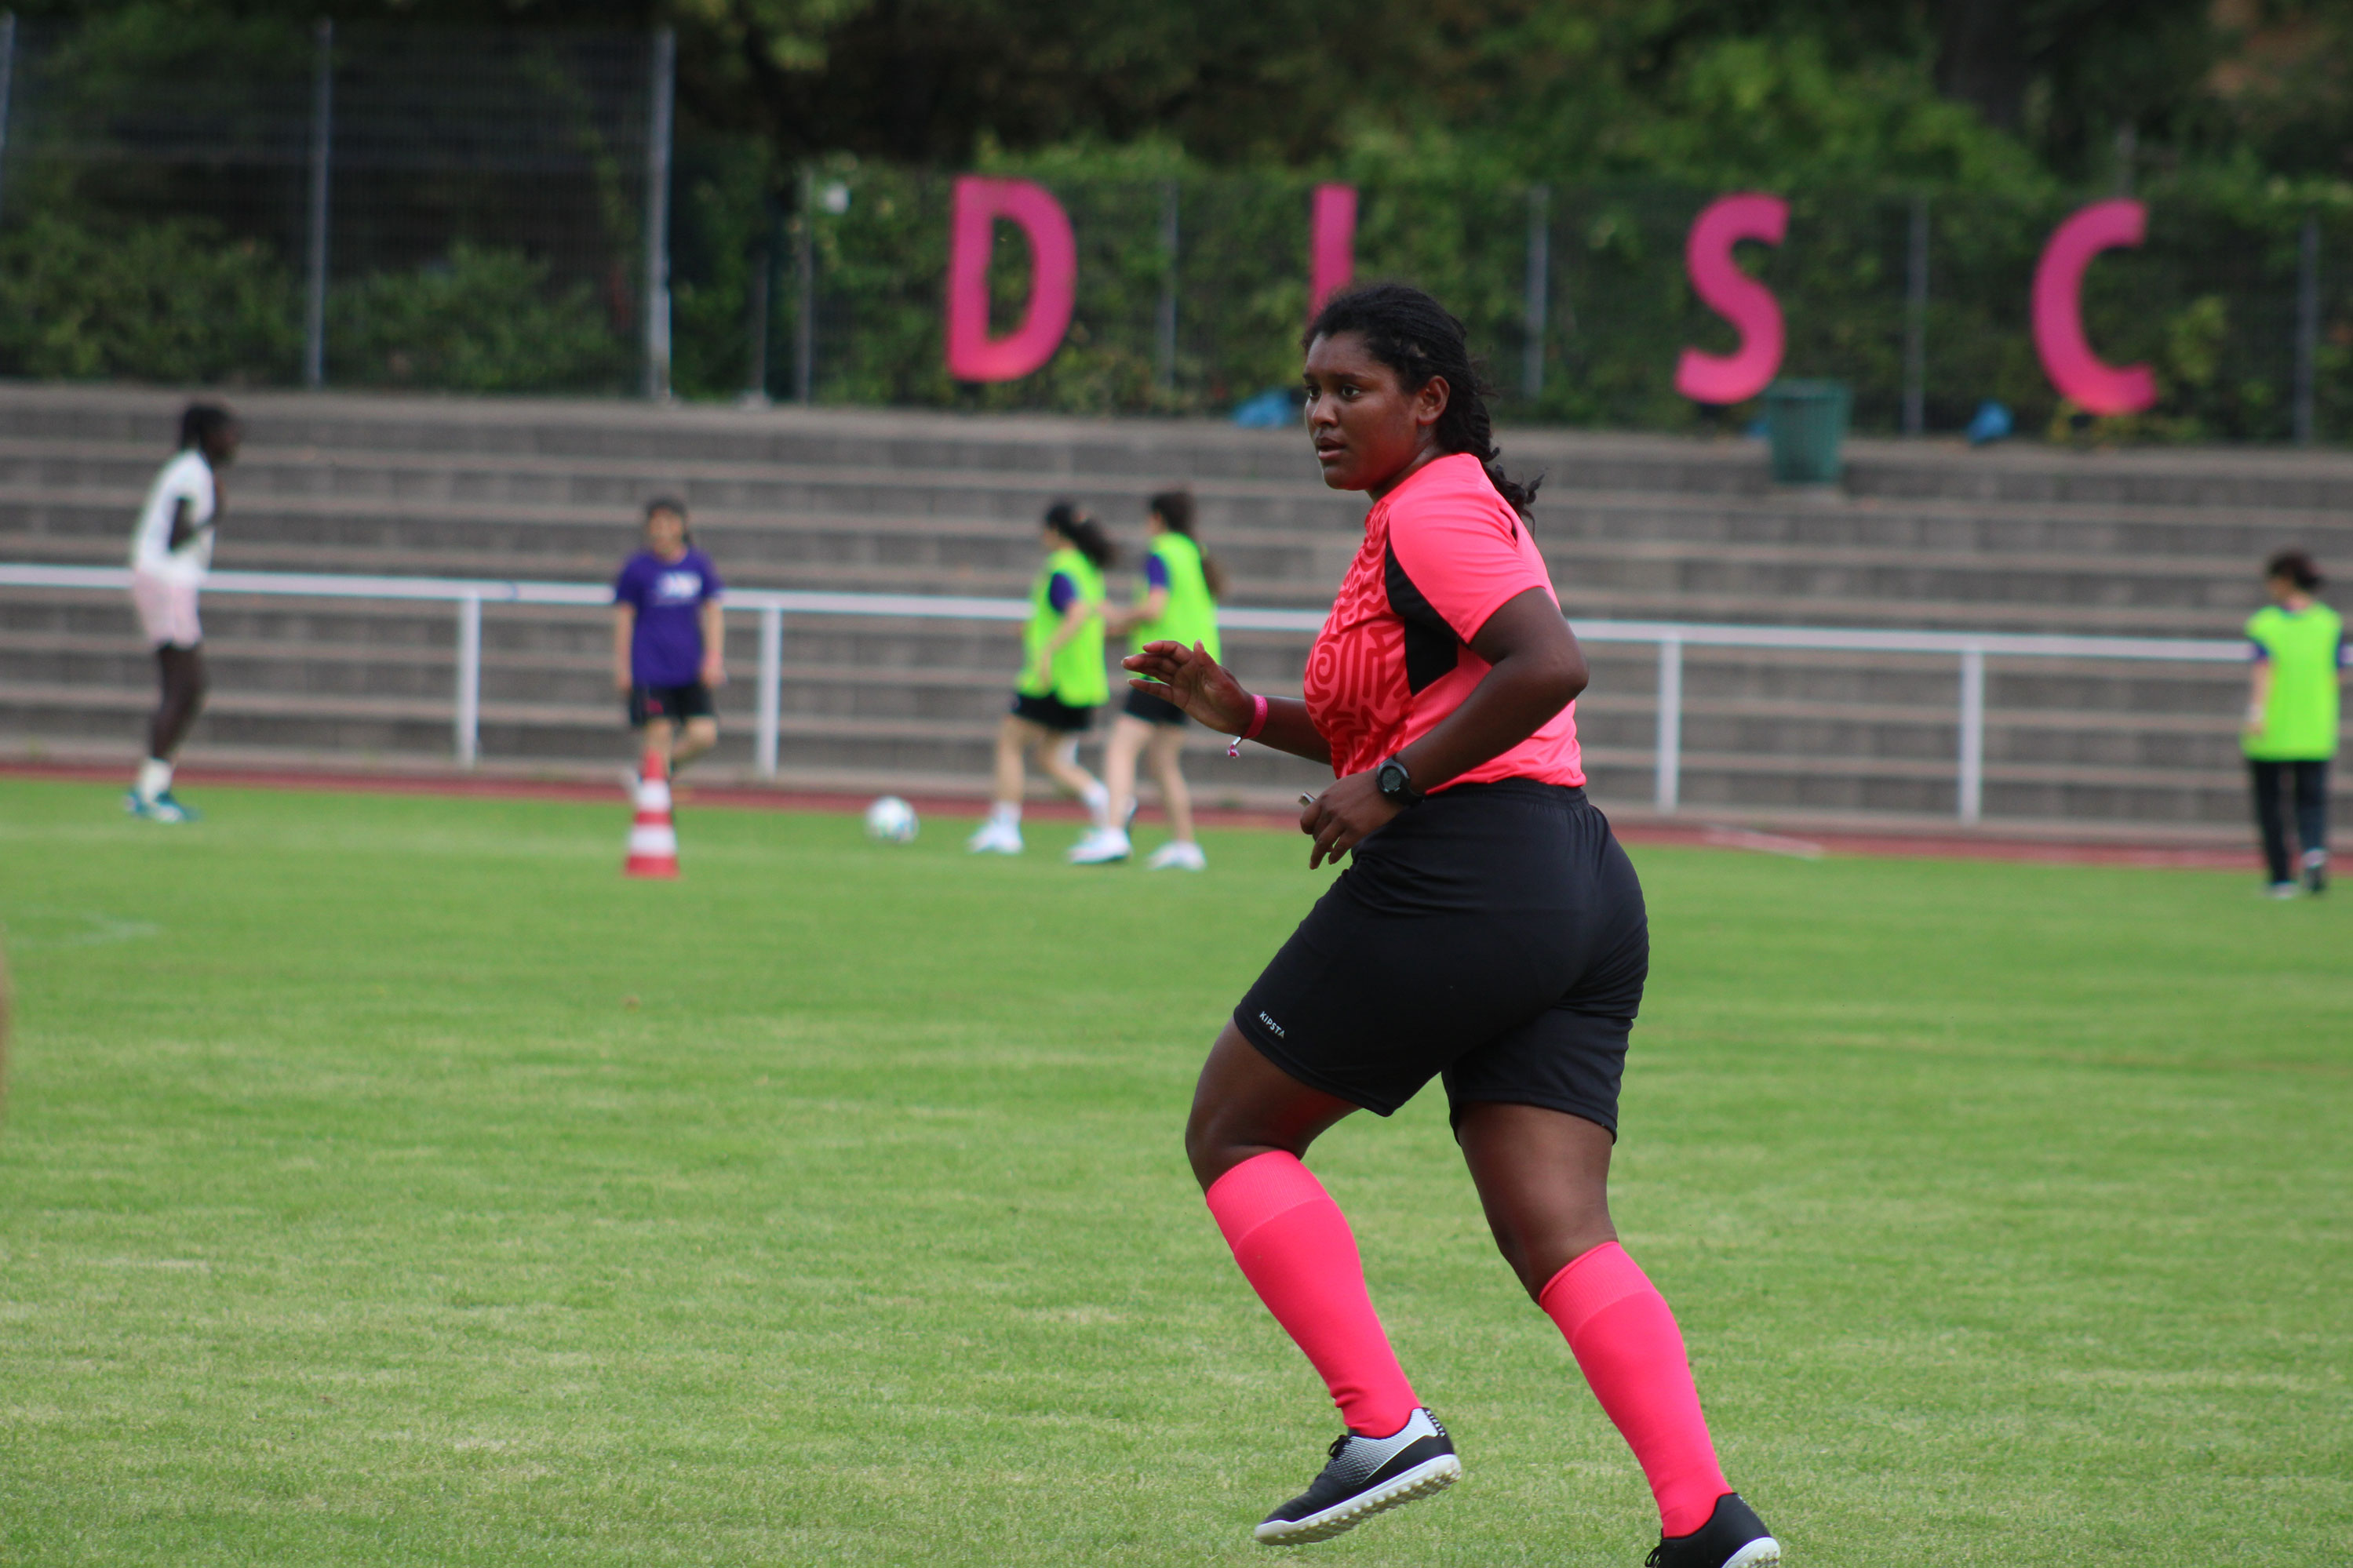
[0,759,2255,871]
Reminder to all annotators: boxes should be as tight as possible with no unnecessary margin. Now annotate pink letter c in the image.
[2031,198,2156,417]
[945,176,1076,383]
[1674,193,1788,406]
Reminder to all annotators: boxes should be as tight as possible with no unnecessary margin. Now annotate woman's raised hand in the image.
[1122,641,1253,733]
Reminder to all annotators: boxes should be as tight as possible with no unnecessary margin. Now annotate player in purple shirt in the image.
[612,497,725,780]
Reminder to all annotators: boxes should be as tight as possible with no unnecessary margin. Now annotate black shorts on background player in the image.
[628,681,715,727]
[1234,780,1647,1134]
[1123,687,1189,726]
[1011,691,1095,732]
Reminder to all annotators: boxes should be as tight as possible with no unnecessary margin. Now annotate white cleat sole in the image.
[1725,1540,1781,1568]
[1251,1453,1461,1546]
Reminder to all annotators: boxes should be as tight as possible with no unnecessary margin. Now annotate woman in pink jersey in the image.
[1126,284,1778,1568]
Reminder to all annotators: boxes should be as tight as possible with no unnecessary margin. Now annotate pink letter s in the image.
[1675,193,1789,405]
[2031,199,2156,417]
[945,176,1076,383]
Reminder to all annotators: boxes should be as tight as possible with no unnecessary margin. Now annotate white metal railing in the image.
[1,562,2248,822]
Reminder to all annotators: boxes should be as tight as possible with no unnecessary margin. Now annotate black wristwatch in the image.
[1375,755,1426,808]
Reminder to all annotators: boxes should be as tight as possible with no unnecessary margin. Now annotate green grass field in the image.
[0,777,2346,1566]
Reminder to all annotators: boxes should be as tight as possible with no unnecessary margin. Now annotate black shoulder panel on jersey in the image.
[1383,540,1461,695]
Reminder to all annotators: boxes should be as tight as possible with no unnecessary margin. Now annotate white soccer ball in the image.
[864,795,919,843]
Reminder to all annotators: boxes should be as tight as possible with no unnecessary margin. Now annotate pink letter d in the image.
[1674,193,1788,406]
[945,176,1076,383]
[2031,199,2157,417]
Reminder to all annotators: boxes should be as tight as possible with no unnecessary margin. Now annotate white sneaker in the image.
[1067,827,1131,864]
[1253,1408,1459,1545]
[967,820,1024,854]
[1145,839,1206,871]
[126,789,199,824]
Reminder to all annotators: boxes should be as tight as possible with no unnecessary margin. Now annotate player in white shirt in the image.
[125,403,240,822]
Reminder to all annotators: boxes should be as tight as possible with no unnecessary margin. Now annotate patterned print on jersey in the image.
[1305,530,1411,772]
[1302,453,1584,790]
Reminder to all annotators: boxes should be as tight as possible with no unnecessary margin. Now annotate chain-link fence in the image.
[0,11,2344,444]
[778,169,2352,442]
[0,13,659,395]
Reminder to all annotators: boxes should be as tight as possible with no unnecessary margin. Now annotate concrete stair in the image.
[4,381,2349,835]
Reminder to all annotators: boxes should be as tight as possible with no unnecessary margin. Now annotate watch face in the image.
[1379,761,1407,798]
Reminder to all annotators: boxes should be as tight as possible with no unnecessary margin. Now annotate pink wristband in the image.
[1228,693,1269,758]
[1242,693,1270,740]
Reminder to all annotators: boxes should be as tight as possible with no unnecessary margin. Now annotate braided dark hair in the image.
[1302,282,1538,518]
[1044,500,1115,569]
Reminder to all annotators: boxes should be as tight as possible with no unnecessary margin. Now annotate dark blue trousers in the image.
[2249,759,2329,885]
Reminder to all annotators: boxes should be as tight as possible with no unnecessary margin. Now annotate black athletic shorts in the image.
[1011,691,1096,733]
[1233,780,1647,1136]
[1123,687,1188,726]
[628,682,716,727]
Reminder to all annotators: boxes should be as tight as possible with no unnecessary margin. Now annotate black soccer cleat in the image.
[1252,1407,1460,1545]
[2305,851,2329,896]
[1645,1492,1780,1568]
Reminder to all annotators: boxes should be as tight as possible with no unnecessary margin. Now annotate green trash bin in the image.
[1763,380,1852,484]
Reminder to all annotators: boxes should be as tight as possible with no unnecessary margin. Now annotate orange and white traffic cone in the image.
[624,751,680,879]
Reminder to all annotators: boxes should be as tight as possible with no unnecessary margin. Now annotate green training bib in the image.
[2244,602,2343,761]
[1131,533,1221,665]
[1020,548,1108,707]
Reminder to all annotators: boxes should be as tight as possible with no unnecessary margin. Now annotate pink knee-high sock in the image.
[1204,1151,1421,1437]
[1539,1242,1731,1537]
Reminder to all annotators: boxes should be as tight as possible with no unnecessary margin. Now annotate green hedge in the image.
[329,242,628,393]
[0,213,633,393]
[0,213,301,384]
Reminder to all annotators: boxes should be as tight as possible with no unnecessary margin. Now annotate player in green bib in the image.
[968,503,1116,855]
[2242,549,2344,896]
[1071,490,1228,868]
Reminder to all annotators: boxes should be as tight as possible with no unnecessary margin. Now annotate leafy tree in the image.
[2202,0,2353,181]
[12,0,2347,191]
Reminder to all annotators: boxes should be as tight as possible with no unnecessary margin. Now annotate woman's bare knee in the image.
[1150,734,1188,788]
[1184,1024,1357,1189]
[1488,1206,1618,1299]
[1457,1101,1619,1297]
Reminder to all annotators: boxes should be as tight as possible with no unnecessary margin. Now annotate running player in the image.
[124,402,239,822]
[1069,489,1224,868]
[612,497,725,781]
[967,503,1113,854]
[1124,284,1779,1567]
[2242,548,2343,896]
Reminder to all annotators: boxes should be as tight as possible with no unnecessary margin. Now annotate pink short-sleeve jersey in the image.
[1301,452,1584,790]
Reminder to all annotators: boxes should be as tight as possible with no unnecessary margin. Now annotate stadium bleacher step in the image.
[2,380,2344,831]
